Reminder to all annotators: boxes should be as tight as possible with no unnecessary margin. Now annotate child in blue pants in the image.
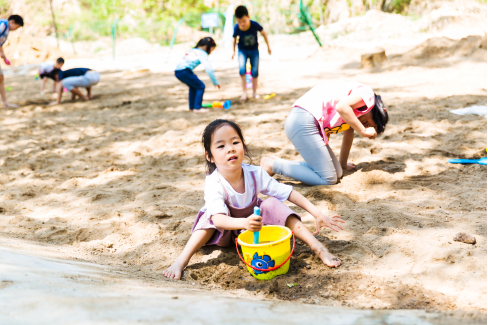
[232,5,271,100]
[175,37,220,113]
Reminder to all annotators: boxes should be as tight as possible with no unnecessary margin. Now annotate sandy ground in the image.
[0,31,486,322]
[1,239,484,325]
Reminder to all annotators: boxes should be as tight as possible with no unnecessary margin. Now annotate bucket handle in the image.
[235,231,295,273]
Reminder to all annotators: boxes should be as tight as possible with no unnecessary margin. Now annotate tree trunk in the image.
[49,0,59,48]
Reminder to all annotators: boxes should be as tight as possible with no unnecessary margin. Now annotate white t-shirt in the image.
[203,164,293,218]
[293,80,375,144]
[39,61,55,75]
[293,80,375,121]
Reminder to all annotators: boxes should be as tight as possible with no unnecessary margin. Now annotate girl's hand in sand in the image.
[268,47,272,55]
[215,85,221,90]
[345,162,356,170]
[313,214,345,234]
[361,127,377,139]
[48,101,58,106]
[245,214,262,232]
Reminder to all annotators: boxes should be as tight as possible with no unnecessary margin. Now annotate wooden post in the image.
[49,0,59,48]
[360,48,386,68]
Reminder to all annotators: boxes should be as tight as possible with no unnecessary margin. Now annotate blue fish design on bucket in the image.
[251,252,275,274]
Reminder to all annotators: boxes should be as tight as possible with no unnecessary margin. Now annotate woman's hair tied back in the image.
[372,94,389,135]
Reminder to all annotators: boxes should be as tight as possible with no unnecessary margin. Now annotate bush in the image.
[383,0,412,14]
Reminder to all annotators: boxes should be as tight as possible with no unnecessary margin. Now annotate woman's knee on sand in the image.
[326,162,344,185]
[268,156,342,186]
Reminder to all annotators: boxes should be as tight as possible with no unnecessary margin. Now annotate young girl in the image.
[175,37,220,113]
[260,80,389,186]
[163,119,345,280]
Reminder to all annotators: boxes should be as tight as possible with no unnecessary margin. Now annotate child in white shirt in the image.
[163,119,345,280]
[38,57,64,93]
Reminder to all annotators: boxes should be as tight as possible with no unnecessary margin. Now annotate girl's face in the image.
[207,125,245,173]
[209,46,216,54]
[358,111,377,131]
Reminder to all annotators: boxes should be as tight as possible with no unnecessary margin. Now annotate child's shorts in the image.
[238,49,259,78]
[63,71,101,91]
[193,197,301,247]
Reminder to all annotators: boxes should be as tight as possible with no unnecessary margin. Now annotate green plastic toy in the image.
[202,100,231,110]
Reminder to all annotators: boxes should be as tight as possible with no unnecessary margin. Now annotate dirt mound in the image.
[0,40,486,313]
[4,34,70,67]
[397,34,486,61]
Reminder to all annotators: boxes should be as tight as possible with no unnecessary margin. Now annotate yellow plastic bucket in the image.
[236,225,295,280]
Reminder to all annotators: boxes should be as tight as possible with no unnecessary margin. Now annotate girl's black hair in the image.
[371,94,389,135]
[195,37,217,55]
[202,119,252,175]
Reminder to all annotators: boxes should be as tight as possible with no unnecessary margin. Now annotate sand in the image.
[1,241,485,325]
[0,32,486,320]
[3,34,69,67]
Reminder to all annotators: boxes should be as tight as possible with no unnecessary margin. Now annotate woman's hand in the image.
[314,214,345,234]
[245,214,262,232]
[345,162,356,170]
[360,127,377,139]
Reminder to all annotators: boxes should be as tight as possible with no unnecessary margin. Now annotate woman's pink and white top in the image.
[293,80,375,145]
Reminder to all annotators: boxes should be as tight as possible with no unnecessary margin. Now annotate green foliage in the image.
[82,0,132,20]
[25,0,53,29]
[249,0,302,34]
[65,0,210,31]
[54,0,213,45]
[407,13,422,21]
[141,0,208,21]
[389,0,411,13]
[0,0,9,15]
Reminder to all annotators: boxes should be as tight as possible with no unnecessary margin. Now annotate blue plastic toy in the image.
[250,252,275,274]
[448,157,487,165]
[253,206,260,244]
